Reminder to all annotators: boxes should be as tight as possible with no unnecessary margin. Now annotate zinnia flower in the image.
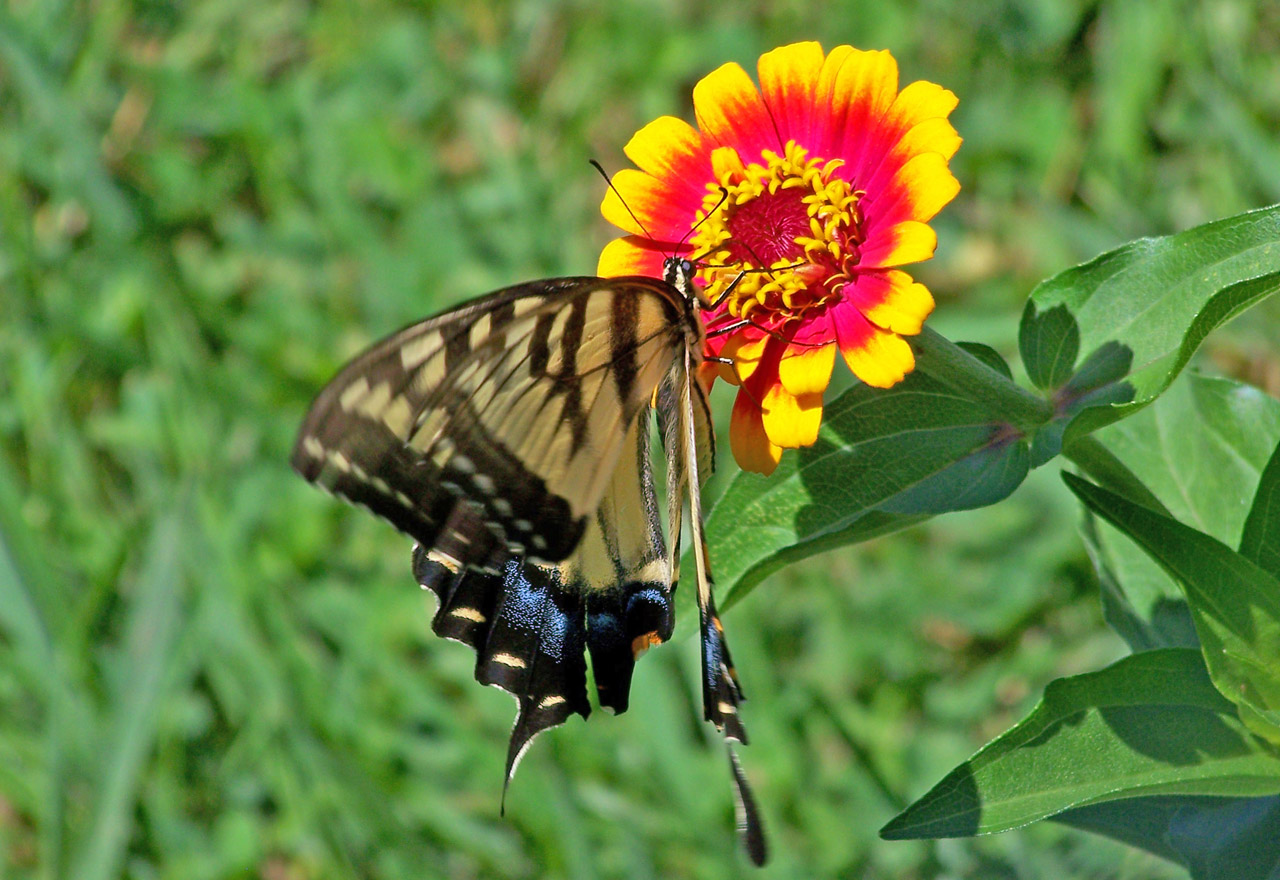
[598,42,961,475]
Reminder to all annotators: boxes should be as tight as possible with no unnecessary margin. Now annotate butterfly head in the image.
[662,256,700,304]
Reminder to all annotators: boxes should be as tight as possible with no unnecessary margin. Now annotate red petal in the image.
[842,80,958,187]
[621,115,715,226]
[860,152,960,235]
[602,168,704,244]
[822,49,901,170]
[842,270,934,336]
[832,303,915,388]
[758,41,827,147]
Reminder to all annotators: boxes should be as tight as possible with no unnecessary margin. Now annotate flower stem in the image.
[912,327,1054,430]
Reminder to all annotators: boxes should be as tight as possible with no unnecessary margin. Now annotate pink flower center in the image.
[690,141,865,331]
[722,187,811,266]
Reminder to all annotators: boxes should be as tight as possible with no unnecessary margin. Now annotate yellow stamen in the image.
[692,140,864,325]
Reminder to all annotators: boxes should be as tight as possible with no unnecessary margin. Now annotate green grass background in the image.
[3,1,1279,877]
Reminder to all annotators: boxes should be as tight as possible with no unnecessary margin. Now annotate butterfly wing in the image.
[293,274,687,779]
[413,413,673,788]
[293,276,688,564]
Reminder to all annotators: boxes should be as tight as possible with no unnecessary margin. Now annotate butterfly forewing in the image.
[293,276,688,563]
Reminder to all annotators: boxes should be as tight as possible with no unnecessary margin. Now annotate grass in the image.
[2,1,1278,877]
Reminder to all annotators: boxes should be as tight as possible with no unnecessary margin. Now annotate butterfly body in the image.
[293,259,765,864]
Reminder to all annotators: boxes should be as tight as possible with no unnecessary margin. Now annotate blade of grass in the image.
[68,505,188,880]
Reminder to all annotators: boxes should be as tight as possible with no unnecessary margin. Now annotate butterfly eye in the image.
[680,258,695,277]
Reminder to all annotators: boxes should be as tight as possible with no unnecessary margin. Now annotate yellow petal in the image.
[731,390,782,475]
[825,49,899,142]
[873,152,961,227]
[840,326,916,389]
[623,115,706,179]
[693,61,772,148]
[761,383,823,448]
[888,80,960,134]
[720,332,770,384]
[861,220,938,269]
[895,116,963,163]
[600,168,660,236]
[778,341,836,397]
[710,145,747,182]
[597,235,664,277]
[757,41,825,138]
[857,270,935,336]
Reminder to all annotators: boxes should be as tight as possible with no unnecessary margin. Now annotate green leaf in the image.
[881,649,1280,839]
[1240,441,1280,581]
[1082,375,1280,544]
[1018,204,1280,455]
[1054,794,1280,879]
[1072,374,1280,651]
[1065,472,1280,742]
[712,334,1036,606]
[1082,509,1198,652]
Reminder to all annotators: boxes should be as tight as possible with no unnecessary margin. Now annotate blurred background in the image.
[3,1,1279,877]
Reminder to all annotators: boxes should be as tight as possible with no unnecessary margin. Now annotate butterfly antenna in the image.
[593,161,732,262]
[678,186,729,253]
[591,159,660,245]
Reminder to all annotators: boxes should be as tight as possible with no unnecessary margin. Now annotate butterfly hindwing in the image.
[410,414,673,783]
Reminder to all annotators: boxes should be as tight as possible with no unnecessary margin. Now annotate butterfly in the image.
[292,256,767,864]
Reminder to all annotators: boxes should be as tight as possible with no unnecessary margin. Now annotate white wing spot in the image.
[338,377,370,411]
[473,473,496,495]
[380,394,413,437]
[400,330,443,370]
[426,549,462,574]
[492,653,527,669]
[448,606,486,623]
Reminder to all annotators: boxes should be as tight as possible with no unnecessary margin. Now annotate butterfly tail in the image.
[412,534,593,802]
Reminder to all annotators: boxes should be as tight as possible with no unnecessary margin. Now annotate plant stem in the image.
[913,327,1054,430]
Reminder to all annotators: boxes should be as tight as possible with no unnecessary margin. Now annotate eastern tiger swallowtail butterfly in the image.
[292,256,767,864]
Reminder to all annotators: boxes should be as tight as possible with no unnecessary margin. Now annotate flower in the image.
[598,42,961,475]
